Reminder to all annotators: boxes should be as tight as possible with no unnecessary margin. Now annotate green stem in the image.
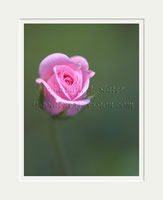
[48,118,67,176]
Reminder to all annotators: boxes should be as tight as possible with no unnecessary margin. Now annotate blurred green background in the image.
[24,24,139,176]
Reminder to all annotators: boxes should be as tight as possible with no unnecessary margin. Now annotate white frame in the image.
[19,19,144,182]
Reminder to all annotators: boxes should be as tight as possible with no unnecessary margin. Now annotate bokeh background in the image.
[24,24,139,176]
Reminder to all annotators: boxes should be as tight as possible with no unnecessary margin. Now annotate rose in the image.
[36,53,95,116]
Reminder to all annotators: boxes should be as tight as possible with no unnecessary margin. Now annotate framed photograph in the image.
[1,0,163,198]
[20,19,144,180]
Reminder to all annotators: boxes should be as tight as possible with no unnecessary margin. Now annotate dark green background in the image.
[24,24,139,176]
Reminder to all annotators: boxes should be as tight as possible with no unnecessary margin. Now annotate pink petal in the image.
[53,66,71,100]
[73,77,89,101]
[44,92,67,115]
[46,74,70,100]
[77,92,87,100]
[67,104,83,116]
[73,69,95,101]
[39,53,72,81]
[36,78,91,106]
[88,70,95,78]
[71,56,89,70]
[70,57,95,100]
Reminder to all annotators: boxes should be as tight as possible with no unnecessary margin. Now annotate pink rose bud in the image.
[36,53,95,117]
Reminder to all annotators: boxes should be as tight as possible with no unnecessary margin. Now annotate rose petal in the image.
[39,53,72,81]
[36,78,91,106]
[53,65,83,100]
[44,90,67,115]
[71,56,89,70]
[47,74,70,100]
[53,66,71,100]
[73,69,95,101]
[88,70,95,78]
[76,92,87,100]
[67,104,83,116]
